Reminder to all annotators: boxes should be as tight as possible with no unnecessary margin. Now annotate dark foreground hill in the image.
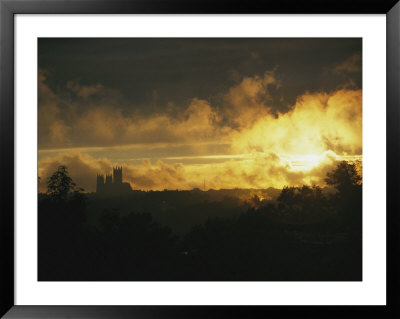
[84,187,282,235]
[38,161,361,281]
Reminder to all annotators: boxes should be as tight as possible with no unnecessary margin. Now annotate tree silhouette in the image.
[277,186,296,209]
[325,161,362,231]
[46,165,82,200]
[325,161,361,194]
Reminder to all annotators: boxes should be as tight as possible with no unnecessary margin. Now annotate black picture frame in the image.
[1,0,399,318]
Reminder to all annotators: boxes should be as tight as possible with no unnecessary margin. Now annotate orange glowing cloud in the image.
[230,89,362,157]
[38,69,362,191]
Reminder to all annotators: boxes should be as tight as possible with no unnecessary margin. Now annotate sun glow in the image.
[286,154,325,171]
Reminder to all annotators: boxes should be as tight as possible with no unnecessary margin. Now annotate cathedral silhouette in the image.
[96,166,132,195]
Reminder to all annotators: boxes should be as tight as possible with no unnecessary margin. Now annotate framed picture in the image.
[1,0,399,318]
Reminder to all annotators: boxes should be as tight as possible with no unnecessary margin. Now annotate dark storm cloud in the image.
[38,38,361,115]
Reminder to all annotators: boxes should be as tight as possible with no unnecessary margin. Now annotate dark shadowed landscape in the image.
[38,161,361,281]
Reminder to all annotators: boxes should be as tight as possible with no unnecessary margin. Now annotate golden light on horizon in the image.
[283,154,325,171]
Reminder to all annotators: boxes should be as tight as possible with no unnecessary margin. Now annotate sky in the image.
[38,38,362,192]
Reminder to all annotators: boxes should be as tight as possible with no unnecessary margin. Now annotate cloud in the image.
[66,82,105,99]
[38,152,191,193]
[230,89,362,157]
[75,107,128,143]
[49,120,71,144]
[39,69,360,158]
[38,69,279,149]
[38,150,354,193]
[38,70,125,148]
[124,160,189,190]
[38,153,112,193]
[223,70,279,128]
[38,69,66,147]
[335,53,361,74]
[39,75,230,148]
[38,69,362,190]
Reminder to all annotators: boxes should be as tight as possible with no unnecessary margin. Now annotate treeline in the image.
[38,162,362,281]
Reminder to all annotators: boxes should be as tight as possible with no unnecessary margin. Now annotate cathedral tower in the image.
[113,166,122,184]
[96,174,104,193]
[96,166,132,195]
[105,174,112,184]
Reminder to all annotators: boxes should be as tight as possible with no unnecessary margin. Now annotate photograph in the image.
[37,38,362,281]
